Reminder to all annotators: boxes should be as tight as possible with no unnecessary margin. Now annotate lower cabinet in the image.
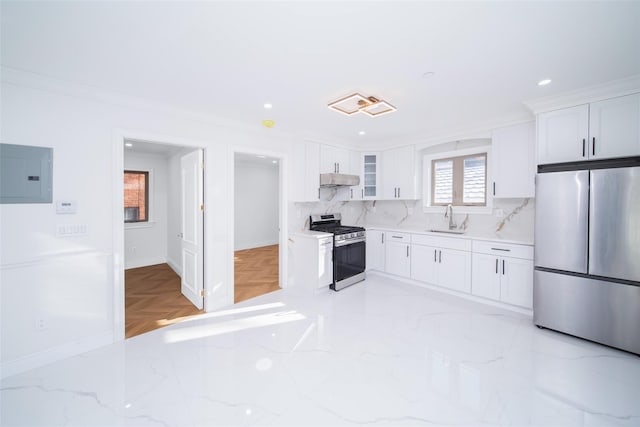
[290,233,333,289]
[364,229,533,311]
[471,241,533,308]
[410,235,472,293]
[366,230,385,272]
[385,232,411,278]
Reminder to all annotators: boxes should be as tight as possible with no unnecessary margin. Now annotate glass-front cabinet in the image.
[362,152,380,200]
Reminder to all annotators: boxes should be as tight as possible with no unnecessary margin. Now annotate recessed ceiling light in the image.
[359,131,366,135]
[272,160,277,164]
[538,79,552,86]
[263,103,272,109]
[125,143,133,147]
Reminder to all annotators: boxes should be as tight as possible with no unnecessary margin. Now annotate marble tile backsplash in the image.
[290,188,534,243]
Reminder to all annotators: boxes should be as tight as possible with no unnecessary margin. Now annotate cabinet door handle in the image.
[318,188,320,199]
[495,258,498,274]
[337,163,340,173]
[502,259,505,275]
[491,247,511,252]
[381,234,384,244]
[582,138,586,157]
[592,137,595,156]
[350,189,353,199]
[398,187,400,198]
[406,246,409,257]
[434,249,437,262]
[493,182,496,196]
[391,235,403,239]
[361,189,364,198]
[394,188,397,198]
[439,250,442,263]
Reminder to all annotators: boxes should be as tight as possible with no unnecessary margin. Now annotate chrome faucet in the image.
[445,204,457,230]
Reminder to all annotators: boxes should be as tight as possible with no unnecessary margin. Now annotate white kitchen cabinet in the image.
[385,232,411,278]
[537,93,640,164]
[290,233,333,289]
[291,141,320,202]
[410,234,472,293]
[471,240,533,308]
[537,104,589,164]
[366,229,385,271]
[338,151,364,201]
[320,145,350,174]
[492,122,535,198]
[589,93,640,160]
[382,146,417,200]
[362,152,381,199]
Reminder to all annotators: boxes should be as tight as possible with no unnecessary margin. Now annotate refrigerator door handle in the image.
[592,137,596,156]
[582,138,586,157]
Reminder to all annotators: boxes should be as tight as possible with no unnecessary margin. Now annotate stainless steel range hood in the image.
[320,173,360,187]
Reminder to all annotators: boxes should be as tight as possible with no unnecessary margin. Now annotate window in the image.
[124,170,148,222]
[431,153,487,206]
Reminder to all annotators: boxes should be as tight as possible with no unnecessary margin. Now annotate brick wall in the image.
[124,171,147,220]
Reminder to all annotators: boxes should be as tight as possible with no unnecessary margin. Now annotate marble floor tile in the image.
[2,273,640,426]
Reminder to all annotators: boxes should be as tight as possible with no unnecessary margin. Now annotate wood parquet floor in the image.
[235,244,280,303]
[125,263,204,338]
[125,245,279,338]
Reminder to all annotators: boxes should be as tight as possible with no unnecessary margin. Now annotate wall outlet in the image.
[35,317,49,331]
[495,209,505,218]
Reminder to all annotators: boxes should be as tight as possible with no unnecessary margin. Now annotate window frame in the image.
[430,152,487,207]
[423,145,493,214]
[124,170,150,224]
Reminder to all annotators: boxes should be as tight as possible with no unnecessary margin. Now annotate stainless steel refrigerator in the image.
[534,159,640,355]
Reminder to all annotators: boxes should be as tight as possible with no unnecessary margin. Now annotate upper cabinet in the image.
[381,146,418,200]
[320,145,350,174]
[362,152,380,200]
[492,122,535,198]
[291,141,320,202]
[589,94,640,160]
[537,93,640,165]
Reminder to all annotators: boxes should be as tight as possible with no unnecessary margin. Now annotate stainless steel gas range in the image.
[309,213,366,291]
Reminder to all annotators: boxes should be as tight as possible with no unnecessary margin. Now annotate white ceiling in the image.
[2,1,640,147]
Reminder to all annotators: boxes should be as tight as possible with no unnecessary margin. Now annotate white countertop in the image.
[290,230,333,239]
[364,225,533,246]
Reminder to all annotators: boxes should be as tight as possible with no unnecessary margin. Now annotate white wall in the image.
[0,68,292,377]
[124,152,168,269]
[234,160,279,250]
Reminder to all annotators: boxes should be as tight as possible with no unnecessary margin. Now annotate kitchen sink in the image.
[428,229,466,235]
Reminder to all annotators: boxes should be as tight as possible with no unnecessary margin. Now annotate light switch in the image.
[56,200,77,214]
[56,224,88,237]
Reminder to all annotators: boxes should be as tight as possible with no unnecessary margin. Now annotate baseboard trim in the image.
[125,257,166,270]
[166,257,182,277]
[367,270,533,317]
[1,331,114,379]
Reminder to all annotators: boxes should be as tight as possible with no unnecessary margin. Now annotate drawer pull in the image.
[391,235,404,239]
[490,247,511,252]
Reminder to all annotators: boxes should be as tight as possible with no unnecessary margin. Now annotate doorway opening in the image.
[122,139,205,338]
[233,152,281,303]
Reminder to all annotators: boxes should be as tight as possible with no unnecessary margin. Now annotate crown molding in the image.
[524,74,640,115]
[0,66,299,143]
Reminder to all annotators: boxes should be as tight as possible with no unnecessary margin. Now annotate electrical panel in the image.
[0,143,53,204]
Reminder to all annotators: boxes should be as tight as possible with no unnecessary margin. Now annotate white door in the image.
[537,104,589,164]
[500,257,534,309]
[385,241,410,278]
[410,244,438,284]
[180,149,204,309]
[366,230,385,271]
[438,248,472,293]
[589,93,640,160]
[471,253,501,300]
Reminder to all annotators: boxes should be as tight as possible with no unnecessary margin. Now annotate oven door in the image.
[333,240,366,290]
